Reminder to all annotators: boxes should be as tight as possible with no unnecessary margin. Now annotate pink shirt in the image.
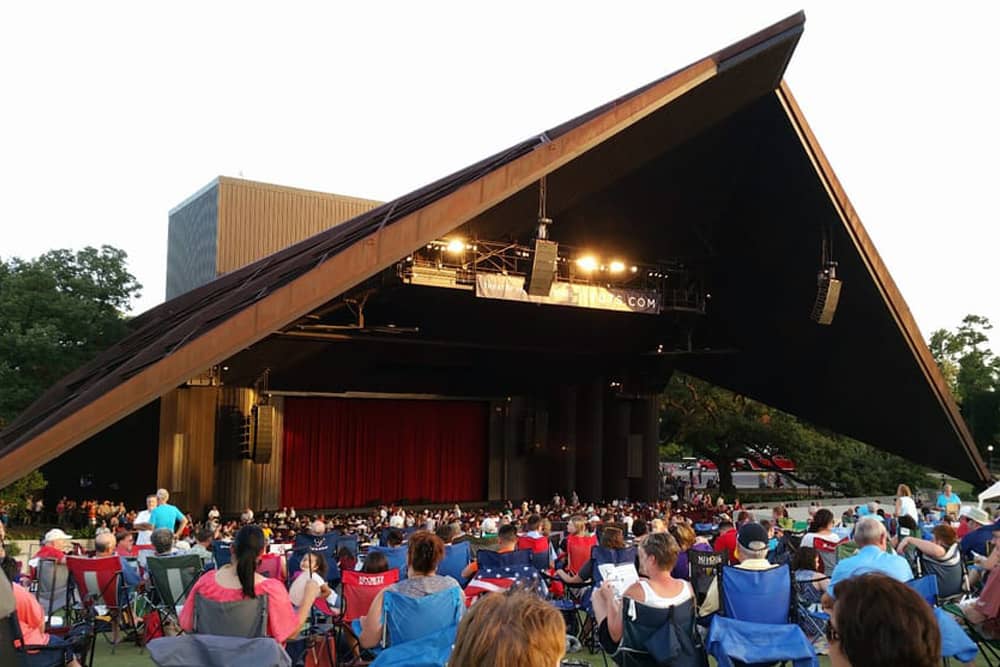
[179,571,300,642]
[13,583,48,647]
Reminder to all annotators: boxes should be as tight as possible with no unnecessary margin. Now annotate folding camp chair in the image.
[1,611,68,667]
[792,575,829,641]
[835,541,859,562]
[194,595,268,637]
[905,577,980,664]
[381,587,462,648]
[476,548,530,570]
[34,558,71,633]
[367,545,408,582]
[812,537,842,576]
[436,541,472,585]
[943,602,1000,666]
[710,564,818,666]
[340,569,400,623]
[334,534,359,559]
[144,554,203,633]
[210,541,232,569]
[565,534,597,575]
[256,554,283,580]
[918,550,969,605]
[517,535,551,571]
[688,550,725,608]
[606,597,705,667]
[66,556,126,657]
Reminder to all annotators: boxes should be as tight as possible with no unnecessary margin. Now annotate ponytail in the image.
[233,525,265,599]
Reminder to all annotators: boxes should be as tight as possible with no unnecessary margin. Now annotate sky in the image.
[1,3,997,347]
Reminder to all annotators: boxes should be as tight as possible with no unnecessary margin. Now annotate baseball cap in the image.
[43,528,73,543]
[737,522,769,552]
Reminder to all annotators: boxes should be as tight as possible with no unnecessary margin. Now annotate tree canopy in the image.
[660,373,933,495]
[928,315,1000,458]
[0,245,141,426]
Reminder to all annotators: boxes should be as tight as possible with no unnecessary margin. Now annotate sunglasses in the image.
[825,622,841,643]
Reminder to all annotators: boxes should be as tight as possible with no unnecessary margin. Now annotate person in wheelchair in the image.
[591,532,694,650]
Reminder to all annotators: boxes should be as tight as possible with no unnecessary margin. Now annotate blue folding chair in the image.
[211,540,232,568]
[335,534,360,558]
[591,546,638,589]
[382,587,463,647]
[710,564,818,666]
[286,535,342,587]
[720,564,792,625]
[436,541,471,586]
[370,624,457,667]
[369,545,410,582]
[906,576,979,663]
[476,549,530,570]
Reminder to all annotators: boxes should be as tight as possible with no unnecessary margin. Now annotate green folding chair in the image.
[145,554,203,632]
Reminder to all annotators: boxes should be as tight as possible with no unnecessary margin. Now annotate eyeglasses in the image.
[825,622,841,643]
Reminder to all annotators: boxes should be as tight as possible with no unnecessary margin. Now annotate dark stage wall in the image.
[280,398,488,508]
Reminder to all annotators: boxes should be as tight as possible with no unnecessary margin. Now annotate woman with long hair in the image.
[801,509,838,548]
[180,525,318,643]
[358,531,462,649]
[895,484,919,524]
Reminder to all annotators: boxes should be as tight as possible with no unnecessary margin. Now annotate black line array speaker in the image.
[811,277,842,325]
[217,406,252,460]
[525,240,558,296]
[253,404,274,464]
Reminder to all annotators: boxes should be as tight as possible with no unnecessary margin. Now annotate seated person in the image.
[461,524,517,580]
[2,556,83,666]
[450,588,565,666]
[180,525,319,643]
[713,519,738,564]
[896,523,960,564]
[520,514,556,568]
[187,526,215,568]
[828,572,940,667]
[115,531,137,558]
[593,533,693,651]
[30,528,74,568]
[790,547,828,603]
[362,551,390,574]
[801,509,840,548]
[358,531,462,650]
[93,531,117,557]
[960,507,996,560]
[140,528,181,573]
[337,546,357,574]
[699,522,778,616]
[824,517,912,604]
[555,526,626,585]
[668,522,710,581]
[289,552,338,611]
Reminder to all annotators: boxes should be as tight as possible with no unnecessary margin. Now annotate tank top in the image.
[637,579,693,608]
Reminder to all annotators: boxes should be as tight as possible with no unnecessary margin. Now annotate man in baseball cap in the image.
[699,522,779,617]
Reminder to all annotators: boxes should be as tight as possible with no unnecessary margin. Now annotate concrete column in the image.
[550,385,577,497]
[629,396,660,501]
[575,380,604,502]
[603,394,630,500]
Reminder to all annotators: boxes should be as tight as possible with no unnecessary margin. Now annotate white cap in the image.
[481,518,497,534]
[43,528,73,543]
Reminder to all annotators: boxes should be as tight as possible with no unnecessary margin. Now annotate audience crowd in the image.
[1,480,997,666]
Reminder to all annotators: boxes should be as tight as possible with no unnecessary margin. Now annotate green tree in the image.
[928,315,1000,455]
[0,469,47,523]
[0,246,141,426]
[660,373,932,495]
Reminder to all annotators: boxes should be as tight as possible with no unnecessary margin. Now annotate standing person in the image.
[895,484,919,524]
[150,488,188,540]
[207,505,220,523]
[133,495,157,546]
[937,484,962,512]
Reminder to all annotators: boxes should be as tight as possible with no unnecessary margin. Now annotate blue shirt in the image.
[937,493,961,509]
[149,503,185,532]
[828,545,913,597]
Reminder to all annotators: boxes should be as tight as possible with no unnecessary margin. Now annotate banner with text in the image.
[475,274,660,315]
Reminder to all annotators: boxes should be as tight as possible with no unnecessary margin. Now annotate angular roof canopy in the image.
[0,12,988,488]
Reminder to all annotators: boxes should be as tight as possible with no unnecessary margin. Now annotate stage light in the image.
[630,266,638,273]
[576,255,598,272]
[609,261,626,274]
[446,239,466,254]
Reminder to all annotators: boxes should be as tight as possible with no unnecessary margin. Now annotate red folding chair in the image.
[812,536,844,575]
[66,556,123,658]
[256,553,283,580]
[517,535,551,571]
[565,534,597,575]
[340,569,400,623]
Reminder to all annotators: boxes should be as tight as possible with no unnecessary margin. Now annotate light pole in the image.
[988,445,995,472]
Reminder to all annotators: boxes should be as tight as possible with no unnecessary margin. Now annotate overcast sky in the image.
[2,3,997,347]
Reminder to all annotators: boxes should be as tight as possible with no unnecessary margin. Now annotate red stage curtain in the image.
[281,398,488,509]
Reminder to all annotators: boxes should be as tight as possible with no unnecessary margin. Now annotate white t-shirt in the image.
[897,496,919,523]
[289,571,338,608]
[135,509,153,545]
